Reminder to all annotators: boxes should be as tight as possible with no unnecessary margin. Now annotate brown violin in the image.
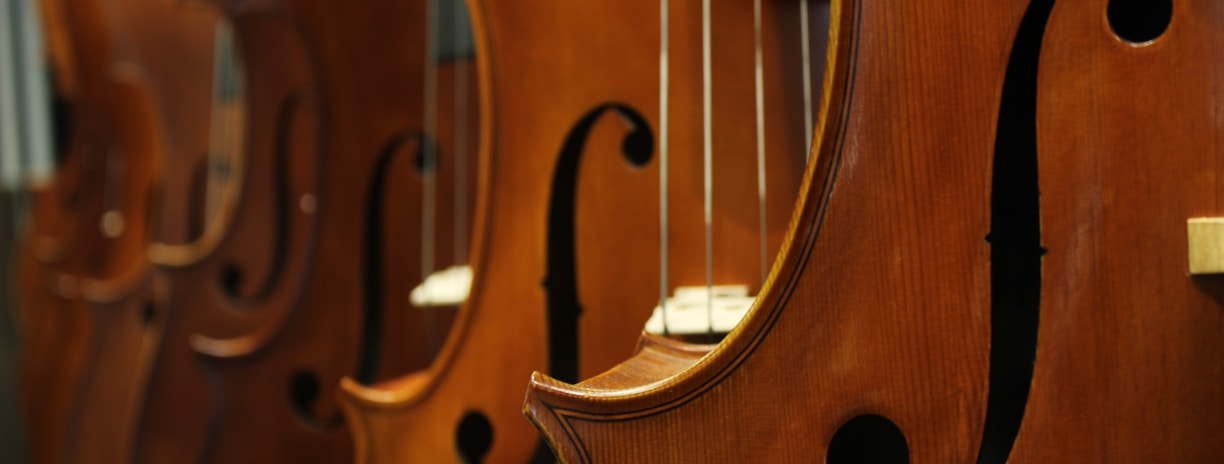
[135,0,479,460]
[525,0,1032,461]
[529,0,1224,462]
[132,0,325,460]
[18,0,163,460]
[1012,0,1224,460]
[337,0,814,461]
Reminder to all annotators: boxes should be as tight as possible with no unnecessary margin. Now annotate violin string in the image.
[103,147,124,236]
[206,21,228,224]
[753,0,767,286]
[225,22,241,223]
[11,0,53,187]
[800,0,813,156]
[206,23,220,225]
[223,22,243,229]
[452,0,468,265]
[658,0,671,337]
[702,0,714,339]
[0,0,21,190]
[420,0,442,357]
[421,0,439,279]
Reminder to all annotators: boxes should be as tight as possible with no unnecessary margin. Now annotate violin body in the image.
[135,0,477,460]
[133,2,326,460]
[525,0,1032,461]
[16,0,1224,461]
[18,0,162,460]
[530,0,1224,461]
[1010,0,1224,460]
[288,0,475,387]
[338,0,810,462]
[15,3,90,451]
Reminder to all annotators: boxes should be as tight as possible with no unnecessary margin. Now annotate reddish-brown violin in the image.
[132,0,326,460]
[337,0,815,462]
[18,0,163,460]
[525,0,1030,461]
[528,0,1224,462]
[134,0,480,460]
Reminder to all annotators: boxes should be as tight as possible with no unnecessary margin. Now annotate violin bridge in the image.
[410,265,473,307]
[1187,218,1224,274]
[644,285,756,336]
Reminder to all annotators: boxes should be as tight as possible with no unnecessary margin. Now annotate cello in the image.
[338,0,814,461]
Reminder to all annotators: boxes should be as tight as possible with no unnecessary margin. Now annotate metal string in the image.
[452,0,469,265]
[658,0,671,337]
[754,0,768,286]
[421,0,439,279]
[800,0,814,157]
[702,0,714,339]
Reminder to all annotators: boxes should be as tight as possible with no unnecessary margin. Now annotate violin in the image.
[15,0,90,456]
[338,0,812,461]
[287,0,477,387]
[525,0,1036,461]
[531,0,1224,461]
[17,0,162,460]
[132,0,326,460]
[136,0,479,460]
[1010,0,1224,460]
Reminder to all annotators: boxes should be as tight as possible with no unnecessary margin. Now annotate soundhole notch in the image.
[827,414,909,463]
[455,410,494,464]
[1107,0,1172,44]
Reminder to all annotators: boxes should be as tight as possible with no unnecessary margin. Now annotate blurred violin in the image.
[131,0,325,460]
[134,0,480,460]
[17,0,162,460]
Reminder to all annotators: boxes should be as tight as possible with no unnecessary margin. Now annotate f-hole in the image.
[217,93,298,304]
[544,103,652,383]
[353,132,424,387]
[535,103,651,464]
[977,0,1052,462]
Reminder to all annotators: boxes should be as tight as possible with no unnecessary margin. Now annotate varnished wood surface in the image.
[18,0,162,460]
[529,0,1224,462]
[338,0,814,462]
[17,0,1224,462]
[133,4,326,461]
[525,0,1030,461]
[134,0,478,461]
[1010,0,1224,461]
